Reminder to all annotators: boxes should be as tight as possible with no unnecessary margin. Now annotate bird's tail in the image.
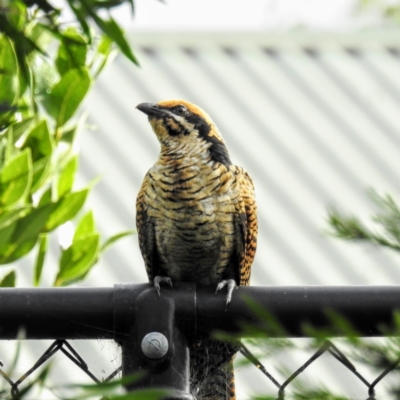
[190,338,239,400]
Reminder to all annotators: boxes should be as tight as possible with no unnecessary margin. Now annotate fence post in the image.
[113,283,195,400]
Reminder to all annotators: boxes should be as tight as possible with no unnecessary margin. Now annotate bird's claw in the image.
[153,276,173,297]
[215,279,237,307]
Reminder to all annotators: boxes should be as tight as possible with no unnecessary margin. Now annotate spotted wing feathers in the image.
[233,166,258,287]
[136,172,156,282]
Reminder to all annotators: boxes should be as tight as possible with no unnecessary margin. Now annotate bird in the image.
[136,99,257,400]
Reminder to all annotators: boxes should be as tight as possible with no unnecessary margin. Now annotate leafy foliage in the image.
[237,189,400,399]
[57,375,170,400]
[0,0,141,398]
[327,189,400,252]
[324,185,400,398]
[0,1,135,287]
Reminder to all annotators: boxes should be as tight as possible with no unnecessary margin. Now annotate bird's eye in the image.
[174,105,187,115]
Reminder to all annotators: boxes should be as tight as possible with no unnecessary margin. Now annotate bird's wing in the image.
[136,172,157,282]
[234,166,258,287]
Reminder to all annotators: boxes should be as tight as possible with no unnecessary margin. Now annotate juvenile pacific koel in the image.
[136,99,257,400]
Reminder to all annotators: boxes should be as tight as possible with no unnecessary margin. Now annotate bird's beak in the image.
[136,102,165,118]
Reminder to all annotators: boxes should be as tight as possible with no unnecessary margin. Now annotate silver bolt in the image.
[141,332,169,359]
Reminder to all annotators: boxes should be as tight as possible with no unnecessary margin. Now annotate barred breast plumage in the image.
[136,99,257,400]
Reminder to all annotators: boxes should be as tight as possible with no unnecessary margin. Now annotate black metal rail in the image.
[0,284,399,399]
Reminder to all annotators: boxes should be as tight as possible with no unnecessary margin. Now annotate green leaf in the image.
[127,0,134,14]
[32,55,59,98]
[11,203,55,242]
[92,34,116,78]
[0,206,30,229]
[0,148,32,208]
[33,234,48,287]
[27,22,54,51]
[59,124,79,145]
[98,34,113,55]
[65,373,157,399]
[327,190,400,253]
[41,68,91,128]
[0,34,19,107]
[23,120,53,160]
[15,363,52,399]
[74,210,95,240]
[0,14,40,86]
[0,222,16,246]
[80,5,138,65]
[8,117,35,145]
[38,187,52,207]
[57,155,78,198]
[7,338,21,379]
[101,17,138,65]
[99,390,169,400]
[24,22,55,97]
[45,188,89,231]
[5,124,14,162]
[6,2,27,31]
[0,270,16,287]
[54,209,99,286]
[60,111,88,147]
[101,230,134,253]
[52,210,100,287]
[55,232,100,286]
[30,156,52,194]
[88,0,127,9]
[0,203,56,264]
[18,121,52,194]
[67,1,91,40]
[56,27,88,76]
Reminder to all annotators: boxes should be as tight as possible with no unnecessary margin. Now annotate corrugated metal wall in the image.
[78,32,400,398]
[83,32,400,287]
[9,31,400,399]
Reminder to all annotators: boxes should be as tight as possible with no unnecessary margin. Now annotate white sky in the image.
[107,0,380,32]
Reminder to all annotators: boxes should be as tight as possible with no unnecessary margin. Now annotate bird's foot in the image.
[153,276,173,296]
[215,279,237,307]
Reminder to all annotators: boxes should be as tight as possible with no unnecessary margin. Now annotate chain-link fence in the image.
[1,338,399,399]
[0,340,121,399]
[240,340,400,399]
[1,284,400,399]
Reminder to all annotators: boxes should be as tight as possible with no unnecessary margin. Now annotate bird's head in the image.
[136,99,231,166]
